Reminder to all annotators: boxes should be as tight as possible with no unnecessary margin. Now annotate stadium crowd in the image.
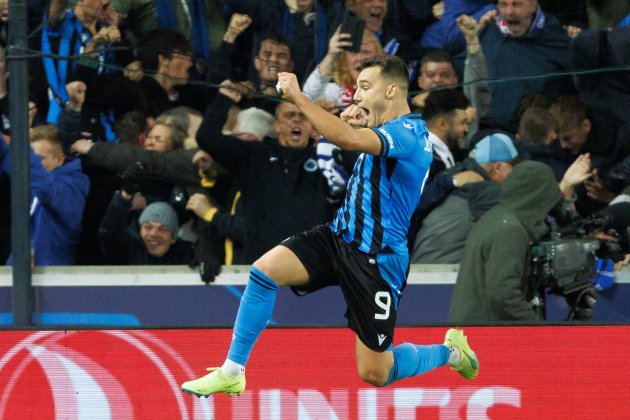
[0,0,629,318]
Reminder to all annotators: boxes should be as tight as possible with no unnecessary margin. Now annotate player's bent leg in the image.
[254,245,310,287]
[356,333,466,387]
[353,329,478,388]
[384,342,450,385]
[355,336,394,387]
[181,246,311,397]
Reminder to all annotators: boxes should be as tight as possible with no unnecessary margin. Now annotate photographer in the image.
[449,154,605,323]
[449,161,562,323]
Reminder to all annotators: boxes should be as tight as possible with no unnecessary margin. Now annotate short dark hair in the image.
[420,49,455,70]
[422,88,470,121]
[114,111,148,145]
[256,33,291,56]
[518,107,557,144]
[139,28,192,71]
[549,95,589,136]
[360,55,409,93]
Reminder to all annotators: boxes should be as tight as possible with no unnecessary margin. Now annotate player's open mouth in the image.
[359,107,369,116]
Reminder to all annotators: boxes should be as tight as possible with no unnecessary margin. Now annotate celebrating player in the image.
[181,55,479,397]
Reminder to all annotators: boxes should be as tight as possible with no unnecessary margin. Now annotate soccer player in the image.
[181,56,479,397]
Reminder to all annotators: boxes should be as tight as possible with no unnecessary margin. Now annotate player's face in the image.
[140,221,176,257]
[444,109,470,148]
[417,61,458,90]
[353,66,388,127]
[274,102,314,149]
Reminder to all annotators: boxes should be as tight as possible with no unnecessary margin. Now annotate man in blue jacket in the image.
[473,0,573,127]
[0,125,89,265]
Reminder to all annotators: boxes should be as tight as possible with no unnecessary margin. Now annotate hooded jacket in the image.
[449,161,561,322]
[0,140,90,265]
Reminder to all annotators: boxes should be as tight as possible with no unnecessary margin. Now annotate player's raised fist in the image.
[340,104,369,128]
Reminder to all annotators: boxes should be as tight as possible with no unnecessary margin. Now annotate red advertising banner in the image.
[0,326,628,419]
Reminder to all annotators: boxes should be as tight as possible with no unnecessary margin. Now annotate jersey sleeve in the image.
[371,116,428,159]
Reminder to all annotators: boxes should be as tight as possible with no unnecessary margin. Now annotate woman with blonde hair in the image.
[303,27,383,112]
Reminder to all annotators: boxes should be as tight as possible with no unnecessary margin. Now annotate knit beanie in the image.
[138,202,179,237]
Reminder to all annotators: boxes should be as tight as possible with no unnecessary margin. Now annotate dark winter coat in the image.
[196,95,331,262]
[98,192,195,265]
[479,13,573,126]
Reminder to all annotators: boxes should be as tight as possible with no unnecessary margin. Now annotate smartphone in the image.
[339,14,366,53]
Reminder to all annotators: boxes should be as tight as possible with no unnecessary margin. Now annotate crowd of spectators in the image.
[0,0,629,310]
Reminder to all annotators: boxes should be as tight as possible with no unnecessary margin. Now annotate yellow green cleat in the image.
[444,328,479,379]
[181,367,246,397]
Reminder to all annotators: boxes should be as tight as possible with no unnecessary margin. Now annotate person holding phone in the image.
[303,26,383,113]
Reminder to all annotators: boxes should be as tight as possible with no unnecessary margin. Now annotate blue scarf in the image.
[41,9,116,141]
[41,10,84,122]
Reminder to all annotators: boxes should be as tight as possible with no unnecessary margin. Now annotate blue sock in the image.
[385,343,450,386]
[227,267,279,366]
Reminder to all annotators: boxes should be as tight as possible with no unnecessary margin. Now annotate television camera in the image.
[531,202,630,320]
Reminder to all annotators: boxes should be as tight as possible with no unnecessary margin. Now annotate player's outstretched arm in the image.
[277,72,382,155]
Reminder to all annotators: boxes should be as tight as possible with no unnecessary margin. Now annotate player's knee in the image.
[252,258,270,276]
[252,253,278,279]
[357,365,389,387]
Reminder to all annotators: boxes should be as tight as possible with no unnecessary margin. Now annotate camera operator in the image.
[449,158,595,323]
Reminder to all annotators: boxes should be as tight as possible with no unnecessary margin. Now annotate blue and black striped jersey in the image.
[330,113,432,255]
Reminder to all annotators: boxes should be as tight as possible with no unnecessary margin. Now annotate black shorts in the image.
[281,224,400,352]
